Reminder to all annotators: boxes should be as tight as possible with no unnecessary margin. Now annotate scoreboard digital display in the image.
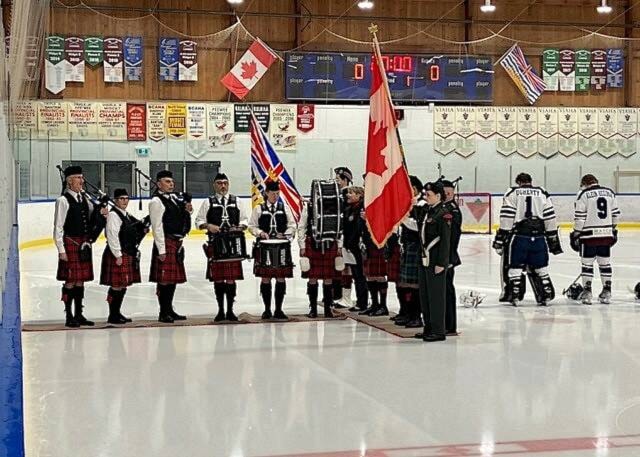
[285,52,494,103]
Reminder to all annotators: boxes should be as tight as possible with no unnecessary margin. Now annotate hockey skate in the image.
[598,282,612,304]
[578,282,593,305]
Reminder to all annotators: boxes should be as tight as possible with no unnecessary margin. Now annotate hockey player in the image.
[570,174,620,304]
[492,173,562,306]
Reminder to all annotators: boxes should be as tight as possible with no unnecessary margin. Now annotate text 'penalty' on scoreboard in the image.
[285,52,494,103]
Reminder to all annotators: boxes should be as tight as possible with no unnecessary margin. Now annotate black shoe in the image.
[349,305,366,312]
[404,318,423,329]
[75,315,95,326]
[170,311,187,321]
[537,301,548,307]
[307,308,318,318]
[423,333,446,342]
[324,306,334,318]
[413,332,424,339]
[226,311,238,322]
[394,316,410,326]
[118,313,133,323]
[107,315,128,325]
[65,316,80,328]
[273,310,288,320]
[261,310,273,320]
[214,310,226,322]
[359,306,377,316]
[371,306,389,317]
[158,314,174,323]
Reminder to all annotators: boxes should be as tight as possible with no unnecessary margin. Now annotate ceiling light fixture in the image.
[597,0,612,14]
[480,0,496,13]
[358,0,374,10]
[227,0,244,5]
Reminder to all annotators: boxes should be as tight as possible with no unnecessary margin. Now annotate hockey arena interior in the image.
[4,1,640,456]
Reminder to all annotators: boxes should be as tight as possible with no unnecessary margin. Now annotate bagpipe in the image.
[135,168,192,237]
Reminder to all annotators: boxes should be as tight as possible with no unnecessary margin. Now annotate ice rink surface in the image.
[19,232,640,457]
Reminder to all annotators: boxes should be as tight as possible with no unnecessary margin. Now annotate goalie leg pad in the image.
[529,267,555,303]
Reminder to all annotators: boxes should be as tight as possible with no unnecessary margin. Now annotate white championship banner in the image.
[12,101,37,139]
[96,102,127,140]
[269,104,297,150]
[578,107,598,156]
[68,101,98,139]
[558,107,578,156]
[598,107,617,158]
[516,106,537,158]
[37,101,68,138]
[186,103,207,158]
[147,102,166,142]
[433,106,456,155]
[616,107,637,158]
[537,107,558,158]
[496,107,517,156]
[475,107,496,139]
[206,103,234,151]
[454,107,476,157]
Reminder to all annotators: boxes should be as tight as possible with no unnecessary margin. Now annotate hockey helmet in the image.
[459,290,485,308]
[564,283,584,300]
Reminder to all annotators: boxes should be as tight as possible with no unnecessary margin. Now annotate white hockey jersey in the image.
[499,185,557,233]
[573,185,620,239]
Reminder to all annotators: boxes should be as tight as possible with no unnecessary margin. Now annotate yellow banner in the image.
[167,102,187,138]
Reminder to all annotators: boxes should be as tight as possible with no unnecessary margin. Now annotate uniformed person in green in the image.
[442,180,462,335]
[416,181,452,342]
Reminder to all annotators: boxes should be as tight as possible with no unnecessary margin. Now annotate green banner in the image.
[46,35,64,64]
[542,49,559,91]
[84,36,103,66]
[575,49,591,92]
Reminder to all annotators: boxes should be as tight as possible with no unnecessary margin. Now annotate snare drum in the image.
[253,239,294,278]
[204,232,248,262]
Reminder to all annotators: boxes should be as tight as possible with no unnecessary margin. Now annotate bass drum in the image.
[310,179,342,243]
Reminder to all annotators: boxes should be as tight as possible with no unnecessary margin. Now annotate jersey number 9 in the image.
[596,197,607,219]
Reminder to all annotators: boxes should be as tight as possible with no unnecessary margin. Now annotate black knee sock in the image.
[117,289,127,315]
[395,286,407,316]
[73,286,85,316]
[260,282,272,310]
[410,289,421,319]
[367,281,380,307]
[61,286,74,314]
[379,281,388,308]
[275,282,286,311]
[307,283,319,305]
[157,284,170,315]
[322,284,333,308]
[332,282,342,301]
[226,283,237,312]
[107,287,116,316]
[167,284,177,310]
[214,282,226,311]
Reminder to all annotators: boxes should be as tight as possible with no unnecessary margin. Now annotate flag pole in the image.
[368,23,410,174]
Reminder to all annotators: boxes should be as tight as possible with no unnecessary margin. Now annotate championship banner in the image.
[97,102,127,140]
[607,49,624,88]
[617,108,637,157]
[159,38,179,81]
[167,103,187,138]
[234,104,270,133]
[496,107,517,156]
[516,107,537,158]
[126,103,147,141]
[433,106,456,155]
[178,40,198,81]
[206,103,234,151]
[269,104,297,150]
[577,107,598,156]
[103,37,124,83]
[124,37,143,81]
[574,49,590,92]
[64,37,85,82]
[559,49,575,92]
[454,106,475,157]
[84,36,103,67]
[147,102,166,142]
[598,107,617,158]
[475,107,496,139]
[591,49,607,91]
[45,35,66,94]
[297,104,315,133]
[558,107,578,156]
[187,103,206,140]
[537,107,558,158]
[37,101,68,138]
[68,101,98,139]
[542,49,560,91]
[12,101,37,139]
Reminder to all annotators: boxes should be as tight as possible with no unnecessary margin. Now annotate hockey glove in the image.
[492,229,510,255]
[569,231,581,252]
[546,230,563,255]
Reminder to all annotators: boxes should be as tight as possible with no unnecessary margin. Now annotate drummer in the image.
[248,179,296,320]
[195,172,248,322]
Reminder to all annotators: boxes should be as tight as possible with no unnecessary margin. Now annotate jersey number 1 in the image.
[525,196,533,218]
[596,197,607,219]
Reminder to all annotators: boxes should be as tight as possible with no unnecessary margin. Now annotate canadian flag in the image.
[364,43,413,248]
[220,38,278,100]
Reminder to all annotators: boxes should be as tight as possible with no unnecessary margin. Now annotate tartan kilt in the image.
[400,241,421,285]
[100,248,141,288]
[364,247,388,278]
[302,237,339,280]
[149,238,187,284]
[203,243,244,281]
[386,244,401,283]
[252,242,293,279]
[338,270,353,286]
[56,236,94,282]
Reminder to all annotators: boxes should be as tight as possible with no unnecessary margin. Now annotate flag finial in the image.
[368,23,379,35]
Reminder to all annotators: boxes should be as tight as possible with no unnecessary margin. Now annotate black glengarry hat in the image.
[156,170,173,181]
[64,165,83,178]
[114,188,128,199]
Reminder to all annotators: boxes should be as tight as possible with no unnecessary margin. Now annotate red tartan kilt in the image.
[386,245,401,282]
[302,238,339,280]
[56,236,94,282]
[207,260,244,282]
[364,247,388,278]
[100,248,141,288]
[339,270,353,286]
[149,238,187,284]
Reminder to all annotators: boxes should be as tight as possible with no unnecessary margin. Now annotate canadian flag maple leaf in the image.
[241,60,259,80]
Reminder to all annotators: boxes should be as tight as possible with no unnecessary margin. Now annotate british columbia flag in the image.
[498,43,546,105]
[250,112,303,222]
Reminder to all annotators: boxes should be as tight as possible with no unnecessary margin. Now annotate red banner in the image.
[127,103,147,141]
[297,104,315,132]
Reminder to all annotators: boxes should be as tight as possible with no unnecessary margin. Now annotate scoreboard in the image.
[284,52,494,103]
